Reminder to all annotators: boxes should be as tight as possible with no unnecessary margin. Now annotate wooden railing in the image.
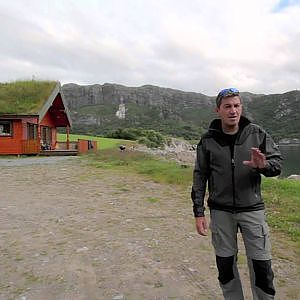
[56,140,97,153]
[21,140,97,155]
[21,139,40,154]
[55,141,78,150]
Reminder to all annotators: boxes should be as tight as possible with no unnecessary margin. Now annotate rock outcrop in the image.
[136,138,196,165]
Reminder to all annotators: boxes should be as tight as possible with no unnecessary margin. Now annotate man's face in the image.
[216,96,242,130]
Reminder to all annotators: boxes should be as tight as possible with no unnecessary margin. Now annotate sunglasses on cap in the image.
[217,87,239,98]
[216,87,240,106]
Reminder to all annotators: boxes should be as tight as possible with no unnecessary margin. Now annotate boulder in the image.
[287,174,300,180]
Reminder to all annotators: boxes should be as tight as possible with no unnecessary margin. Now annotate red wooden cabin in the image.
[0,80,96,155]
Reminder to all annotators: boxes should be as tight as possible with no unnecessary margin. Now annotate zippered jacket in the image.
[191,116,282,217]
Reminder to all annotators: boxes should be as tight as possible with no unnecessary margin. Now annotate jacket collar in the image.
[208,116,251,145]
[209,115,251,132]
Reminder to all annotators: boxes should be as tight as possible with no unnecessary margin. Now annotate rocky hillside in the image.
[62,83,300,141]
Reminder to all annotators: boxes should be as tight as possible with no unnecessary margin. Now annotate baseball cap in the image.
[216,87,240,107]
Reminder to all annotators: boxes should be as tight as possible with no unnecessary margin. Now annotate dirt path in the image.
[0,157,299,300]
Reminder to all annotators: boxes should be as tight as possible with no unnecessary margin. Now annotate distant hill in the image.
[62,83,300,141]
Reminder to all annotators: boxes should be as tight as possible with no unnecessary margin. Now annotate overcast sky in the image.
[0,0,299,95]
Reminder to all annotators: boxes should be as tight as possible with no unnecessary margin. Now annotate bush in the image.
[105,128,166,148]
[144,130,163,145]
[138,130,165,148]
[105,128,142,140]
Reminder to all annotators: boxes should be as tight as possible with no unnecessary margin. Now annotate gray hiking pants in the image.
[209,209,275,300]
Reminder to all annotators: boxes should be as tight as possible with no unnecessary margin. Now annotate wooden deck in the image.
[39,150,78,156]
[19,140,96,156]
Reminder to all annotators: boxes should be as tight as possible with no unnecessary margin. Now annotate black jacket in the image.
[192,116,282,217]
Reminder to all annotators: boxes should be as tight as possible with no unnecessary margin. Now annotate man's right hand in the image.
[195,216,208,236]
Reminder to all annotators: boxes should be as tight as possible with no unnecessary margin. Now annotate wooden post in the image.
[66,126,70,150]
[38,124,41,151]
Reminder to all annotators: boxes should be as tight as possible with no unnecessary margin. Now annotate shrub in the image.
[105,128,166,148]
[105,128,142,140]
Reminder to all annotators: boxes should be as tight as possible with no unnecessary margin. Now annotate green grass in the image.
[57,133,135,150]
[263,178,300,242]
[85,149,300,242]
[88,148,192,186]
[0,80,57,114]
[147,197,160,203]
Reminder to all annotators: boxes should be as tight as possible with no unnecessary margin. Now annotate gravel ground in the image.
[0,156,299,299]
[0,156,77,167]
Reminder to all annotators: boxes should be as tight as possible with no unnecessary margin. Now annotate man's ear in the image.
[215,107,219,113]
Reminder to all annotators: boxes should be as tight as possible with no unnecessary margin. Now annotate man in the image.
[191,88,282,300]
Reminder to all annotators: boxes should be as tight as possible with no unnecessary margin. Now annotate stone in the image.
[112,295,124,300]
[287,174,300,180]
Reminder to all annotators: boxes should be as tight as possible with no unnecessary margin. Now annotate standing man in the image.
[191,88,282,299]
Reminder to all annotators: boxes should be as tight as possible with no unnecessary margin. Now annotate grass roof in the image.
[0,80,57,114]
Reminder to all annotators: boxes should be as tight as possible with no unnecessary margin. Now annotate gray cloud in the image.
[0,0,299,95]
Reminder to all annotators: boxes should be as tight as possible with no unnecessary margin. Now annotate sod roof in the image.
[0,80,58,115]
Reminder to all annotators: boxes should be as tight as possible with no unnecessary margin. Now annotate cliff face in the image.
[62,83,300,140]
[62,83,213,109]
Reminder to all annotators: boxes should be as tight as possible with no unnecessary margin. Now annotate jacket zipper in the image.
[231,156,236,212]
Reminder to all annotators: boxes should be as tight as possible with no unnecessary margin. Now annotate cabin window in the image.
[0,120,12,136]
[27,123,38,139]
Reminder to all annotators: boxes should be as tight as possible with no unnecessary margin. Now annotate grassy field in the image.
[88,148,192,186]
[263,178,300,242]
[85,148,300,244]
[57,133,135,150]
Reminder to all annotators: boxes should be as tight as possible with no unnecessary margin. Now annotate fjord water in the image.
[279,145,300,177]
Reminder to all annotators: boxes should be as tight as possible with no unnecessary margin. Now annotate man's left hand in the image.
[243,147,267,169]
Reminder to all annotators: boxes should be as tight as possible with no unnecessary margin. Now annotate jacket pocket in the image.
[242,223,271,253]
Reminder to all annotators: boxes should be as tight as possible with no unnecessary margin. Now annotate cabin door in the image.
[41,126,52,149]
